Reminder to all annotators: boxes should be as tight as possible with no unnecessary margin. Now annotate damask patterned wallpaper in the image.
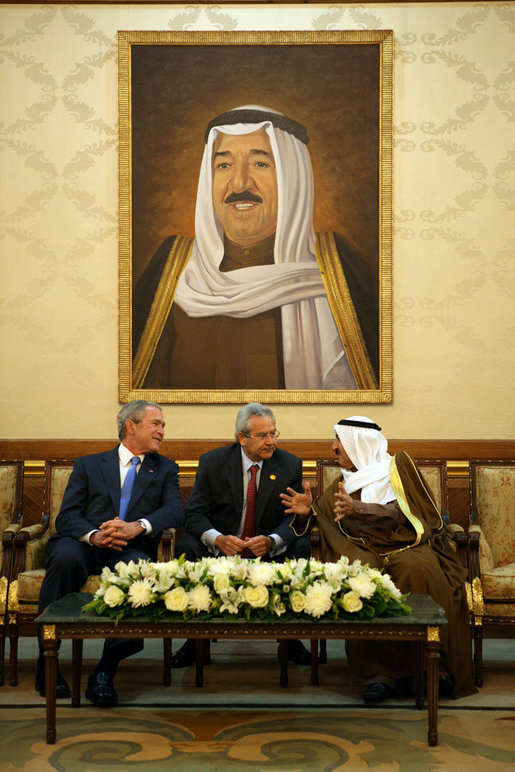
[1,3,513,439]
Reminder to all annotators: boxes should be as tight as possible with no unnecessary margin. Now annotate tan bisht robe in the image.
[293,451,475,697]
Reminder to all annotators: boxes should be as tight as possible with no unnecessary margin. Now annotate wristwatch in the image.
[137,519,148,535]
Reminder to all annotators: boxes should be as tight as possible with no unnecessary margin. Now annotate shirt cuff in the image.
[268,533,286,557]
[82,530,99,545]
[201,528,222,555]
[139,518,152,535]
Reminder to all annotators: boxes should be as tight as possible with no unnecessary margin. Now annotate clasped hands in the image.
[280,481,354,522]
[89,517,143,550]
[214,534,273,558]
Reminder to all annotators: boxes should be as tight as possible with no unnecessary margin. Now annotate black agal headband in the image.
[337,419,382,431]
[205,109,309,145]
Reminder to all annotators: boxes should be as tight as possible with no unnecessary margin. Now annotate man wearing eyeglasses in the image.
[172,402,311,667]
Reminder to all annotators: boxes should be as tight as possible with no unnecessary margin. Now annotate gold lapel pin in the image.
[270,474,276,480]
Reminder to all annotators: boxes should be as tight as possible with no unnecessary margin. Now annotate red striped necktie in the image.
[241,464,258,558]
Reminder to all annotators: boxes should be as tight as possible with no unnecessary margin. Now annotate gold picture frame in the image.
[119,29,393,404]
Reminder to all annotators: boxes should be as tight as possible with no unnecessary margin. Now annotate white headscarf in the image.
[173,105,354,390]
[334,416,395,505]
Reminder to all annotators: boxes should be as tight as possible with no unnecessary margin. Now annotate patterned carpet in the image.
[2,706,515,771]
[1,638,514,771]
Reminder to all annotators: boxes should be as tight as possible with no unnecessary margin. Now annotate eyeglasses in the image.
[244,431,280,440]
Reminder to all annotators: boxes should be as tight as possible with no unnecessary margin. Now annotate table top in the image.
[37,592,447,629]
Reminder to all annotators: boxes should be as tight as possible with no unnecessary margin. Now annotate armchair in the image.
[0,460,24,685]
[468,460,515,686]
[6,459,175,687]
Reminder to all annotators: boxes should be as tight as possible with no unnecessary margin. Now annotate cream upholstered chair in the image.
[312,457,467,664]
[0,460,24,685]
[7,459,175,687]
[468,460,515,686]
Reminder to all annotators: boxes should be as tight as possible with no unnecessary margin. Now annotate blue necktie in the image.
[119,456,140,520]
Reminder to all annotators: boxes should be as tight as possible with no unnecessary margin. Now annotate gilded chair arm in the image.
[157,527,176,563]
[1,522,21,580]
[445,522,468,569]
[12,522,49,576]
[467,524,482,584]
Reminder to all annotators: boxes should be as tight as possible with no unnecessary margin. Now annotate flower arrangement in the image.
[82,555,411,624]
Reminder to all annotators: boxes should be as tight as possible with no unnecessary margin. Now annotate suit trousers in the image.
[175,532,311,562]
[38,536,151,670]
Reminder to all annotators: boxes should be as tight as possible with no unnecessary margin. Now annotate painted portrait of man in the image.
[120,33,392,402]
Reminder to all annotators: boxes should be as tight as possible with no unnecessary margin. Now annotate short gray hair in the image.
[117,400,162,440]
[235,403,276,440]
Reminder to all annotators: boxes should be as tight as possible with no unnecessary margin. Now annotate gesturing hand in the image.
[333,482,355,521]
[279,482,313,516]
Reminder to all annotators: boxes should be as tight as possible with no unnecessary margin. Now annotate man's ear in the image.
[236,432,245,447]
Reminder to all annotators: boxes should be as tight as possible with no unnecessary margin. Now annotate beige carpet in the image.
[1,637,514,771]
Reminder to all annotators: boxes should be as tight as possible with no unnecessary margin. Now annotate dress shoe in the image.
[171,639,196,668]
[35,658,70,699]
[283,639,312,666]
[438,673,454,698]
[85,671,118,707]
[363,682,398,703]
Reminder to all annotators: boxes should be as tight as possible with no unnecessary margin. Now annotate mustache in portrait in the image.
[224,191,263,205]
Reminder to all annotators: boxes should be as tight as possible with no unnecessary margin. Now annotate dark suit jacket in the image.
[54,447,184,555]
[184,443,302,546]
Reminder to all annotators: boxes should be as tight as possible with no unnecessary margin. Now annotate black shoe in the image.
[85,671,118,707]
[285,639,312,666]
[35,658,70,699]
[438,673,454,698]
[171,639,196,668]
[363,682,398,704]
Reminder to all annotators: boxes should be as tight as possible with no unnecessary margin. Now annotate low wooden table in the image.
[37,592,447,746]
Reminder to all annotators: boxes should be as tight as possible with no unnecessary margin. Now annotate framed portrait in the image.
[118,30,393,404]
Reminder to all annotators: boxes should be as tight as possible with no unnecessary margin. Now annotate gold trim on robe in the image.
[132,236,194,388]
[133,231,377,389]
[315,232,378,390]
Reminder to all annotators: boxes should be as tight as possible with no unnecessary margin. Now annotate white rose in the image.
[290,590,307,613]
[213,573,231,594]
[342,589,363,613]
[127,578,154,608]
[188,584,211,613]
[304,581,333,618]
[164,586,188,612]
[242,584,269,608]
[103,585,125,608]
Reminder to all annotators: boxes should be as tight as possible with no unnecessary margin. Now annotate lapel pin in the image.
[148,469,154,473]
[270,474,276,480]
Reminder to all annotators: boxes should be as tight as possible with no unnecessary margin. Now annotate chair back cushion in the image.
[46,462,74,536]
[471,463,515,568]
[0,461,23,532]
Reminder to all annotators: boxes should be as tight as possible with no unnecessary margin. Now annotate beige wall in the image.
[1,3,513,440]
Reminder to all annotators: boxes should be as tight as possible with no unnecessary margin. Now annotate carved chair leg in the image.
[0,624,5,686]
[8,620,18,686]
[473,620,483,688]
